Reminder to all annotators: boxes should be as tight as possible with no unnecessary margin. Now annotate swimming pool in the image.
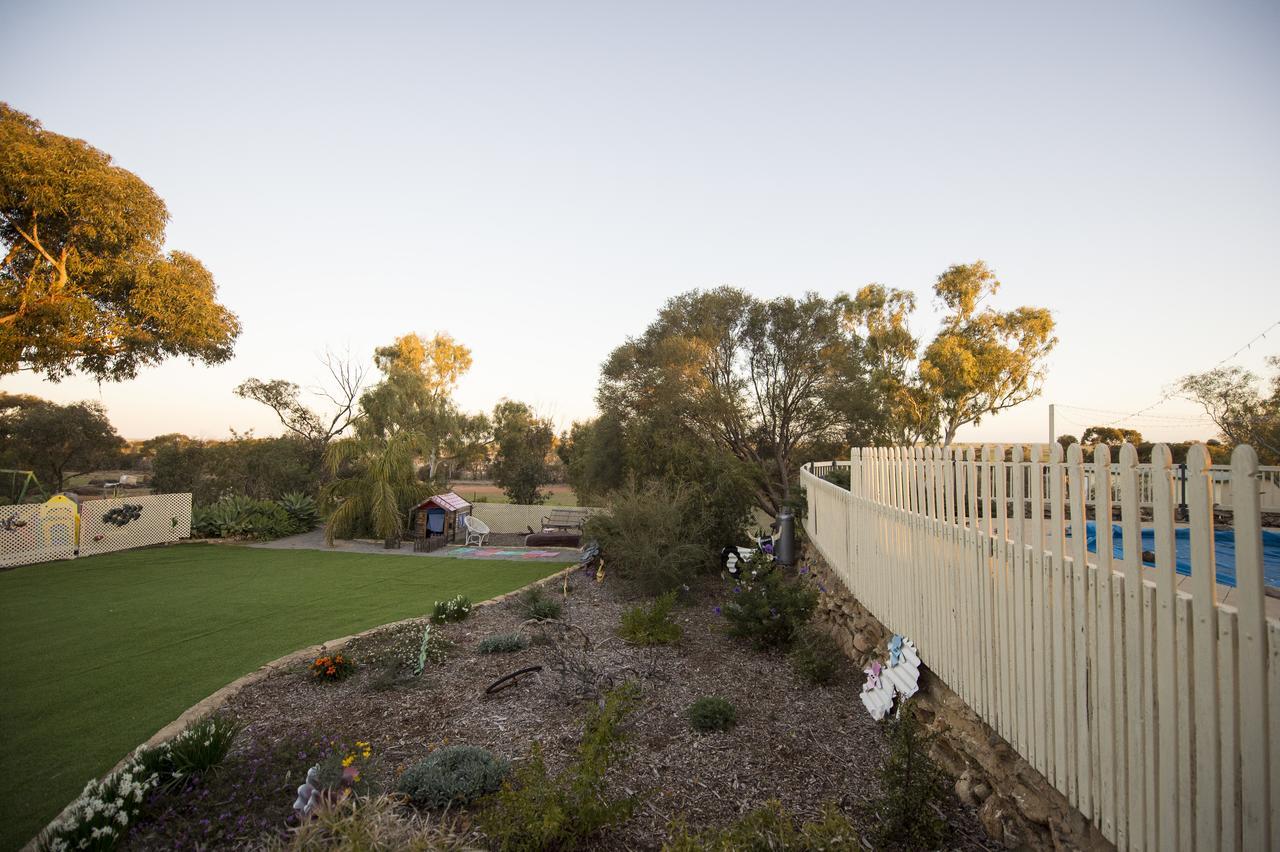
[1071,522,1280,589]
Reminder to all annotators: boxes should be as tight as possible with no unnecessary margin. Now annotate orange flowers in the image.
[309,652,355,681]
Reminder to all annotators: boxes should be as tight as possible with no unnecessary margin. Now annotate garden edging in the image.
[24,561,579,852]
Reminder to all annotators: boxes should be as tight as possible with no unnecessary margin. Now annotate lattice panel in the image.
[470,503,602,534]
[78,493,192,558]
[0,499,78,569]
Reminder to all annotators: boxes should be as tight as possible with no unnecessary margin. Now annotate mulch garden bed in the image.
[122,568,991,850]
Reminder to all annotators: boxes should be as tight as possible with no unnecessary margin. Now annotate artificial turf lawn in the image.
[0,543,569,850]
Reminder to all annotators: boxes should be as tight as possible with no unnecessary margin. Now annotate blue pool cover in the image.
[1069,522,1280,589]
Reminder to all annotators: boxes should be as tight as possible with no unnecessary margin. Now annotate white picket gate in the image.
[801,444,1277,851]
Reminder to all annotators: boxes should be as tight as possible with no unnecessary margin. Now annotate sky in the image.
[3,0,1279,445]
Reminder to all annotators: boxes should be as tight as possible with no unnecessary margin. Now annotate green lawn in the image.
[0,544,568,851]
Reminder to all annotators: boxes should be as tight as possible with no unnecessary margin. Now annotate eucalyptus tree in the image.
[0,103,240,381]
[918,262,1057,445]
[598,287,873,514]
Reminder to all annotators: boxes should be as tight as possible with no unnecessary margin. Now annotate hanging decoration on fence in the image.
[102,504,143,527]
[860,634,921,721]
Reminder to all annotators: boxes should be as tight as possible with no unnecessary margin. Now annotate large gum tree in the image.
[0,103,240,381]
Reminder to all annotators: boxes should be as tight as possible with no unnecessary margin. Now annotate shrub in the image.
[480,683,639,850]
[163,716,242,787]
[822,466,851,490]
[862,704,950,849]
[790,627,843,686]
[617,591,682,646]
[278,491,320,531]
[265,794,477,851]
[193,494,302,540]
[722,561,817,649]
[478,633,528,654]
[687,697,736,733]
[517,586,562,621]
[584,480,718,595]
[310,652,355,682]
[37,717,241,851]
[663,801,859,851]
[430,594,472,625]
[397,745,511,809]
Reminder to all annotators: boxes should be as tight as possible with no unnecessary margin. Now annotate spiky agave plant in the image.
[321,431,429,546]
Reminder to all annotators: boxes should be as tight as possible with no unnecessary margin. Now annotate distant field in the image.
[449,482,579,506]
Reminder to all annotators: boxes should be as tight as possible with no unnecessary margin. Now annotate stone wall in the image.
[804,543,1113,851]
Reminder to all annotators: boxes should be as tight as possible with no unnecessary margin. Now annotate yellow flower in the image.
[362,748,371,758]
[342,755,354,767]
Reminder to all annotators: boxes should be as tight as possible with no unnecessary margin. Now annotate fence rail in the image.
[801,444,1276,851]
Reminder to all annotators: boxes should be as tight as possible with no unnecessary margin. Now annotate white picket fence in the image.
[801,444,1277,851]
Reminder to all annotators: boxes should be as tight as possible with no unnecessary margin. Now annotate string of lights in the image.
[1090,319,1279,427]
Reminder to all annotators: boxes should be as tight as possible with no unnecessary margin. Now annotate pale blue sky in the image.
[3,0,1278,443]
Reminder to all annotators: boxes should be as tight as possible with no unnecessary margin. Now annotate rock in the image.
[973,781,992,802]
[955,773,976,807]
[853,631,874,653]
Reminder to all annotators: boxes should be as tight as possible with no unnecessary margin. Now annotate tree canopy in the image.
[357,332,482,483]
[1178,355,1280,464]
[490,400,554,505]
[0,395,125,491]
[599,287,872,513]
[0,103,240,381]
[918,262,1057,445]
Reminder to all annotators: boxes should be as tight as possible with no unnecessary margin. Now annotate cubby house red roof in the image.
[412,492,471,513]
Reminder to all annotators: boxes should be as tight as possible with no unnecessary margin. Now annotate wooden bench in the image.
[542,508,589,531]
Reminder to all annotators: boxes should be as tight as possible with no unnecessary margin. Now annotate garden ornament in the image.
[859,634,922,721]
[293,765,323,817]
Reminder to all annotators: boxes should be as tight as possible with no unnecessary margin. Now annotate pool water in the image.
[1070,522,1280,589]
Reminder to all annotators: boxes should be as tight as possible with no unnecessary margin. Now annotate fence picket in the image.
[1186,444,1221,850]
[799,441,1273,852]
[1118,442,1144,848]
[1232,446,1269,848]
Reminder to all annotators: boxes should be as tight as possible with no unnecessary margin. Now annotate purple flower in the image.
[799,566,809,574]
[733,585,741,594]
[713,606,722,615]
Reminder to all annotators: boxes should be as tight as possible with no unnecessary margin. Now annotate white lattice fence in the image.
[470,503,602,534]
[0,500,78,569]
[78,494,192,557]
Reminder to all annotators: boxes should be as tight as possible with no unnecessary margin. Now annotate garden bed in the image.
[119,568,990,849]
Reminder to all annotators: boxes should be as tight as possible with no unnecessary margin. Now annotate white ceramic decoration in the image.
[859,634,922,720]
[860,660,896,720]
[292,765,322,816]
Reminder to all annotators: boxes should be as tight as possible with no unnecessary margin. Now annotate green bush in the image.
[862,704,950,849]
[480,683,639,850]
[430,594,473,624]
[278,491,320,531]
[663,801,860,851]
[617,591,682,646]
[517,586,562,621]
[397,745,511,809]
[163,715,242,787]
[193,494,303,540]
[478,633,528,654]
[151,434,318,505]
[790,627,843,686]
[584,480,718,595]
[822,467,851,490]
[722,560,817,649]
[687,697,736,733]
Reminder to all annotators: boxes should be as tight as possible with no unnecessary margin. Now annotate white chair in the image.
[463,514,490,546]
